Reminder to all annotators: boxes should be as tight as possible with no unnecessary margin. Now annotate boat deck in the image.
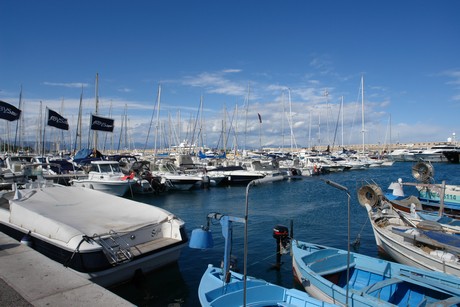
[130,237,182,256]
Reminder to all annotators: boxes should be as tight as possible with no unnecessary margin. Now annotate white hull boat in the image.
[70,160,133,196]
[0,181,187,287]
[360,199,460,277]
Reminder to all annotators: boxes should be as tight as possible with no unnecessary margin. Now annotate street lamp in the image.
[189,176,282,306]
[323,179,351,307]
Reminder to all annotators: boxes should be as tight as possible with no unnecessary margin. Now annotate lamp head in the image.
[189,227,214,249]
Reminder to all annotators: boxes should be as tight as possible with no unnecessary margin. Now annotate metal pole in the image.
[324,179,350,306]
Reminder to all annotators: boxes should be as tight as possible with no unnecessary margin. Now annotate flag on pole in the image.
[257,113,262,123]
[91,114,114,132]
[0,100,21,121]
[47,108,69,130]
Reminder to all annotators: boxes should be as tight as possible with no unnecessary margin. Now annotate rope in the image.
[352,218,368,249]
[64,235,91,267]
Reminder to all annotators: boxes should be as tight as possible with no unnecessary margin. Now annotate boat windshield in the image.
[92,163,121,173]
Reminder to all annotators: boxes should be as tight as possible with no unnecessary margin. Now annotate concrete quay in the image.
[0,232,133,306]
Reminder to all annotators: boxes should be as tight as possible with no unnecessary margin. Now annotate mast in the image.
[281,90,285,153]
[74,87,83,153]
[93,73,99,151]
[37,101,43,155]
[288,88,295,151]
[341,96,344,148]
[13,85,22,152]
[153,84,161,157]
[361,75,365,153]
[324,89,330,145]
[244,83,250,152]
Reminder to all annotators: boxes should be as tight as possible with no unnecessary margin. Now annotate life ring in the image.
[357,184,383,207]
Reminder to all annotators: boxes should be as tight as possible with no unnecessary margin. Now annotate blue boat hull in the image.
[292,239,460,306]
[198,264,335,306]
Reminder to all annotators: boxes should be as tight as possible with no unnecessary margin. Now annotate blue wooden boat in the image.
[190,178,336,307]
[292,239,460,306]
[199,264,335,307]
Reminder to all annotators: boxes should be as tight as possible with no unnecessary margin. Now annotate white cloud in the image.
[182,71,247,97]
[43,82,88,88]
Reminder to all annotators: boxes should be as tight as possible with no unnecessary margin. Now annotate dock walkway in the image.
[0,232,132,306]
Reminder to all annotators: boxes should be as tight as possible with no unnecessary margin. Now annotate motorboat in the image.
[70,160,133,196]
[150,160,203,191]
[0,180,187,287]
[206,165,265,185]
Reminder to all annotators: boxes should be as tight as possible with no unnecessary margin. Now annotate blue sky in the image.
[1,1,459,151]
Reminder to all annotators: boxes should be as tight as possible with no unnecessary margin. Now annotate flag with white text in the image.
[0,100,21,121]
[47,108,69,130]
[91,114,114,132]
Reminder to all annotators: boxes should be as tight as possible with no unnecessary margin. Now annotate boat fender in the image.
[20,231,33,247]
[357,184,383,207]
[404,228,421,236]
[430,250,456,262]
[89,184,94,190]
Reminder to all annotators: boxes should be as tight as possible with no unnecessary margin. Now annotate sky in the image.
[1,1,459,152]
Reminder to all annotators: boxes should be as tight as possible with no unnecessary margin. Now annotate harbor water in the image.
[109,162,459,306]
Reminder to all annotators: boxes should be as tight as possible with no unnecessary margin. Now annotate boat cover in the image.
[9,185,173,243]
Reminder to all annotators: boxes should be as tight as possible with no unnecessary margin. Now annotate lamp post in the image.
[324,179,351,307]
[189,176,282,307]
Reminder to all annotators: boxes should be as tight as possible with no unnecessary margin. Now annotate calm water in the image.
[109,162,460,306]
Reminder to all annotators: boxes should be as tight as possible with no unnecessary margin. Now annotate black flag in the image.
[91,114,114,132]
[47,108,69,130]
[0,100,21,121]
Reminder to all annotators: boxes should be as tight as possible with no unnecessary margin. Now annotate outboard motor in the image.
[273,224,290,270]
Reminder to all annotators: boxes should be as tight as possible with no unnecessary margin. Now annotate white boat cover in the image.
[9,185,173,244]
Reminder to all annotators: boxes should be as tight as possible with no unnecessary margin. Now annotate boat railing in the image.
[95,230,133,265]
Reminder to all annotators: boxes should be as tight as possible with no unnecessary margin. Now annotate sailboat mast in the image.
[37,101,43,155]
[341,96,344,148]
[153,84,162,157]
[13,85,22,152]
[93,73,99,151]
[244,83,250,152]
[361,76,365,153]
[281,90,285,153]
[288,88,294,152]
[74,87,83,153]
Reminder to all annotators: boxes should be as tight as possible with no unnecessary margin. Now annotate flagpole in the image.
[259,119,261,150]
[42,107,48,156]
[257,113,262,150]
[13,85,22,152]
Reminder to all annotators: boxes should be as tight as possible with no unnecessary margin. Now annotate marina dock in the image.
[0,232,132,306]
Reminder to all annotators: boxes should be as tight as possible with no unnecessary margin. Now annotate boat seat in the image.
[359,277,403,294]
[208,284,287,306]
[307,252,356,276]
[428,296,460,306]
[205,280,263,302]
[301,248,340,265]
